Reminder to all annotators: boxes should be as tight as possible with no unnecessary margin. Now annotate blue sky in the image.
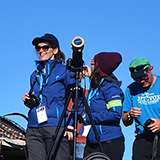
[1,1,160,159]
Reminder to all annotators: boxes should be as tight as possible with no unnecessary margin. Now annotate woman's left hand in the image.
[84,65,92,77]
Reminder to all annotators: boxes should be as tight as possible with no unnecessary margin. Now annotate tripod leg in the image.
[72,74,81,160]
[45,90,73,160]
[81,92,104,153]
[72,95,79,160]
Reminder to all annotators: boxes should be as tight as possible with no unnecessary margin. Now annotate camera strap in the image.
[29,72,41,95]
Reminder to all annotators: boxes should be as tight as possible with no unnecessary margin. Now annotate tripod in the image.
[46,70,104,160]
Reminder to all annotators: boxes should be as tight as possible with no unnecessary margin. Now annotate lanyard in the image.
[39,63,50,96]
[39,60,58,103]
[87,78,105,106]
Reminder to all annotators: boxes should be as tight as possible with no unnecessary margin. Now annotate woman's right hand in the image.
[129,107,142,118]
[22,93,30,102]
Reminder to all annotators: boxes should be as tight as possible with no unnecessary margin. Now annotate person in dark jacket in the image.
[22,33,74,160]
[83,52,125,160]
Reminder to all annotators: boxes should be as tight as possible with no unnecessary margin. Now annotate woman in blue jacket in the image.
[83,52,125,160]
[22,33,74,160]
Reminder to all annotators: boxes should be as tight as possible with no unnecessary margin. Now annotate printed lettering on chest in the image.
[137,92,160,105]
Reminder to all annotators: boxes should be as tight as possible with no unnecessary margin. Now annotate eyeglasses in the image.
[91,60,95,65]
[134,71,151,82]
[35,45,51,52]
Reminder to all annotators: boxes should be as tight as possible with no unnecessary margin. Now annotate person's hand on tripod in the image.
[64,125,74,140]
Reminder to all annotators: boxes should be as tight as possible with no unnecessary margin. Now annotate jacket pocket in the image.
[47,105,59,118]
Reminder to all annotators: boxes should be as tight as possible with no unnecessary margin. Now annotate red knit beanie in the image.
[95,52,122,76]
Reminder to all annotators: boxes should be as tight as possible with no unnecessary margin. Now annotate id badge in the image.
[36,105,48,124]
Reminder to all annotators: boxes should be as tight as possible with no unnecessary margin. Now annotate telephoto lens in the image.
[71,36,84,53]
[67,36,85,72]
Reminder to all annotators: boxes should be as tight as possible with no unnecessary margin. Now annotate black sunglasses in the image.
[35,45,51,51]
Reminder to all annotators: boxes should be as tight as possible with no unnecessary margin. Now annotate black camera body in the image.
[143,119,155,129]
[24,94,41,109]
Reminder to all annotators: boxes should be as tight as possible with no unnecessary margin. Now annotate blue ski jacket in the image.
[27,59,75,128]
[85,79,124,143]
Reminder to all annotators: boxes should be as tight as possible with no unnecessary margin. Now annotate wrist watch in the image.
[127,112,132,121]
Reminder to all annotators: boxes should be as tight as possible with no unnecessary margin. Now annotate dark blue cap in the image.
[32,33,59,47]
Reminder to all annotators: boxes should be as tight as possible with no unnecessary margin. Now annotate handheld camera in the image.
[143,119,154,130]
[24,94,40,109]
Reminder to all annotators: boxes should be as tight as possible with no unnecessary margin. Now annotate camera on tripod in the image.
[24,94,41,109]
[67,36,85,72]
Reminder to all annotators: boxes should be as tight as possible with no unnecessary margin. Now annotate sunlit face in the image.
[36,42,58,61]
[135,66,154,88]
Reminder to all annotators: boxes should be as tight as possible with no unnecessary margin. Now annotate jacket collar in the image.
[35,59,62,72]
